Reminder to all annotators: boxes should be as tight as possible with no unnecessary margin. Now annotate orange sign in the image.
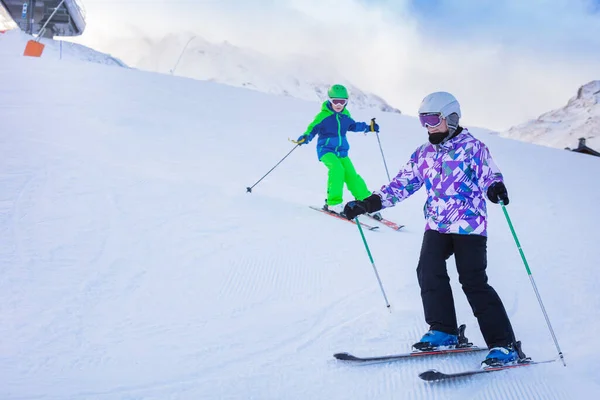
[24,40,45,57]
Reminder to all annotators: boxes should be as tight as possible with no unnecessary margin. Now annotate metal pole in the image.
[171,35,196,75]
[28,0,33,34]
[354,216,391,310]
[369,118,391,182]
[500,201,565,366]
[375,131,391,182]
[246,145,299,193]
[36,0,65,39]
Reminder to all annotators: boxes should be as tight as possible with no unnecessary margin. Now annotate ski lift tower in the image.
[0,0,86,37]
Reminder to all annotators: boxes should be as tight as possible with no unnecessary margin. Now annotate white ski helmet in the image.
[418,92,461,118]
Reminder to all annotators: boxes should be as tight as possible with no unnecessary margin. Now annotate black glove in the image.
[487,182,509,205]
[343,201,368,220]
[343,194,383,219]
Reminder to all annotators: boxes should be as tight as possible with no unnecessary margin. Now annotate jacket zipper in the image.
[335,114,341,154]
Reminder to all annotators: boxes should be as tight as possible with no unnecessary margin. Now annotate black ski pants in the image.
[416,229,516,348]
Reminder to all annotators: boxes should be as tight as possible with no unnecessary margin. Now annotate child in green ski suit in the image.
[296,84,380,215]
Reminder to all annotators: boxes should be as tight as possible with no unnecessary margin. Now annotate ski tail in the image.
[309,206,379,231]
[419,358,558,381]
[363,213,405,231]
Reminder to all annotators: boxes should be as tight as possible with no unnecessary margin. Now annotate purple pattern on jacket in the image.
[376,129,503,236]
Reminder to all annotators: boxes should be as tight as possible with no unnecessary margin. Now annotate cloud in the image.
[74,0,600,131]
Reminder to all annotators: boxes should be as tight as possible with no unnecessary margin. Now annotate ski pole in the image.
[371,118,391,182]
[246,144,299,193]
[500,200,565,366]
[354,216,391,310]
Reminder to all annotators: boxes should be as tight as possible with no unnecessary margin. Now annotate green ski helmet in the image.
[327,84,349,99]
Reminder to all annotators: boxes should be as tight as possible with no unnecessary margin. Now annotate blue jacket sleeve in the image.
[304,124,321,143]
[349,121,368,132]
[301,110,330,143]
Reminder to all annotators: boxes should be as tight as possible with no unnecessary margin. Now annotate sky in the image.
[7,0,600,130]
[2,28,600,399]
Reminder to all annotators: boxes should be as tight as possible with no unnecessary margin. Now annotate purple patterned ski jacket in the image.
[375,129,503,236]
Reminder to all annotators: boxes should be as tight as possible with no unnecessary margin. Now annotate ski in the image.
[418,358,557,381]
[364,213,405,231]
[309,206,379,231]
[334,325,485,366]
[333,346,487,365]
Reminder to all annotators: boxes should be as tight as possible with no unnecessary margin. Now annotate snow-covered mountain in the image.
[0,29,128,67]
[500,80,600,151]
[116,33,401,113]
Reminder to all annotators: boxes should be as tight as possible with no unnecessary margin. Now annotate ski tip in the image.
[333,352,359,361]
[418,369,443,381]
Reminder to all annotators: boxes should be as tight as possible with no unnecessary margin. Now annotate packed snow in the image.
[2,31,600,400]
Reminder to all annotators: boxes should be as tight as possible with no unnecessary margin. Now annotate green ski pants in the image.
[320,152,371,206]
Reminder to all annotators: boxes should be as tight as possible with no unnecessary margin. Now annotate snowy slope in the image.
[107,33,401,113]
[0,29,127,66]
[2,33,600,400]
[500,80,600,151]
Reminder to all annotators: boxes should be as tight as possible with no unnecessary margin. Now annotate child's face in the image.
[329,98,347,112]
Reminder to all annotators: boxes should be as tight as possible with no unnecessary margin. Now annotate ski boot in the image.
[323,203,345,216]
[481,341,529,369]
[368,211,383,221]
[413,324,473,352]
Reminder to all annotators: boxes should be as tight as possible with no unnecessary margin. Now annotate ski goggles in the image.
[419,113,443,128]
[329,98,348,106]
